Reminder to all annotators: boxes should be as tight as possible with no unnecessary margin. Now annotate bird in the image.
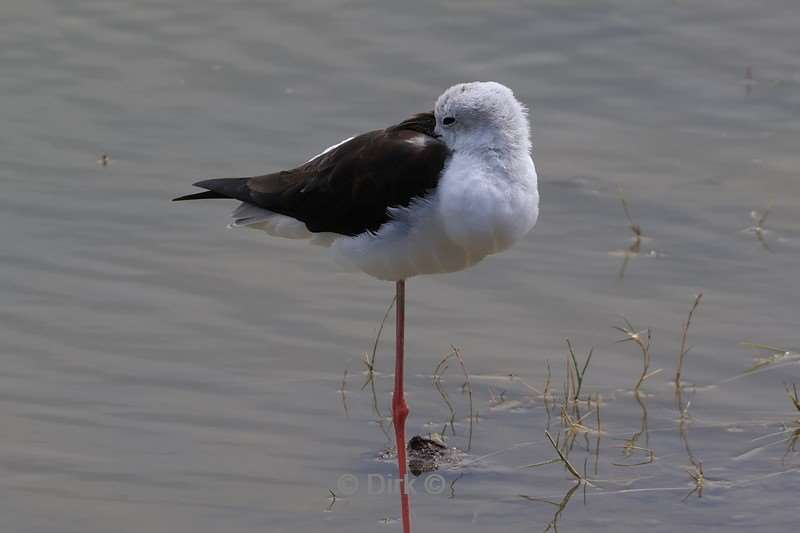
[174,81,539,533]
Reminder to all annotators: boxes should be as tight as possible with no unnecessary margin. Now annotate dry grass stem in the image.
[519,481,581,533]
[787,383,800,413]
[326,489,337,512]
[594,393,602,476]
[340,366,350,417]
[781,384,800,462]
[524,458,562,469]
[488,386,508,406]
[565,339,594,402]
[544,430,593,486]
[617,189,643,280]
[561,407,593,439]
[432,355,457,436]
[619,189,643,240]
[544,360,553,399]
[612,445,655,467]
[361,295,396,390]
[431,346,474,450]
[451,346,475,451]
[508,373,543,396]
[594,393,601,433]
[682,462,705,501]
[675,293,703,390]
[614,318,659,392]
[741,342,798,373]
[748,207,772,251]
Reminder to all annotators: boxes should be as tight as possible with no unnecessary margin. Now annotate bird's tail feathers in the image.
[172,190,226,201]
[172,177,251,202]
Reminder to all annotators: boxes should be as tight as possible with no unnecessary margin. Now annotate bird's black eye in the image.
[442,116,456,126]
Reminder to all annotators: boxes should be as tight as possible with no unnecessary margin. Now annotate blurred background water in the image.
[1,0,799,531]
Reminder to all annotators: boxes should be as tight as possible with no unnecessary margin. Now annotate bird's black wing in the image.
[173,112,449,236]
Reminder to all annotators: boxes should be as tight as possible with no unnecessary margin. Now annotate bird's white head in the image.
[434,81,531,156]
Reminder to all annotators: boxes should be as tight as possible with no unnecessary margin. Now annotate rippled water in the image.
[1,0,799,531]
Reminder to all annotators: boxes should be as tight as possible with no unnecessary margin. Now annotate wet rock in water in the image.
[407,434,448,476]
[376,433,464,474]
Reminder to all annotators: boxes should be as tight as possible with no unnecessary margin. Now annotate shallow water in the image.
[1,0,799,531]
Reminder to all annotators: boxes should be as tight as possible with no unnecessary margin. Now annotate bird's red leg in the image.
[392,279,411,533]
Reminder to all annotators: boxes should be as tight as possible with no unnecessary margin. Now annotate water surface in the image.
[1,0,799,531]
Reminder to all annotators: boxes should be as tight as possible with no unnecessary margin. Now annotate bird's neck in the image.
[457,138,533,178]
[454,123,532,163]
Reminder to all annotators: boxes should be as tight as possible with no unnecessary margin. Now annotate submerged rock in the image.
[407,434,453,476]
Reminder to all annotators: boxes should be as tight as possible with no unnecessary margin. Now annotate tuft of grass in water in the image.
[617,189,643,280]
[740,342,798,374]
[431,346,475,451]
[560,405,593,438]
[350,295,397,446]
[432,354,458,436]
[553,340,596,445]
[783,384,800,461]
[565,339,594,403]
[747,207,773,252]
[676,382,704,498]
[739,385,800,466]
[675,293,703,391]
[525,340,604,476]
[682,462,705,501]
[452,346,475,452]
[343,306,800,520]
[614,318,661,392]
[325,489,337,512]
[619,189,643,242]
[488,385,508,406]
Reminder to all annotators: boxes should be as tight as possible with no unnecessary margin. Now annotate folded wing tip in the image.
[172,190,227,202]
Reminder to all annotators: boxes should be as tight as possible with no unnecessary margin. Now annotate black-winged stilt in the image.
[174,81,539,532]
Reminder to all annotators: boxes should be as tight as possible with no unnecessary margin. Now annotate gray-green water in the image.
[1,0,799,531]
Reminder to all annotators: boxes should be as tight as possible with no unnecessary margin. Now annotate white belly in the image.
[330,153,539,281]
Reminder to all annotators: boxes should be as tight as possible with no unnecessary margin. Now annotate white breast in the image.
[438,151,539,256]
[329,151,539,281]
